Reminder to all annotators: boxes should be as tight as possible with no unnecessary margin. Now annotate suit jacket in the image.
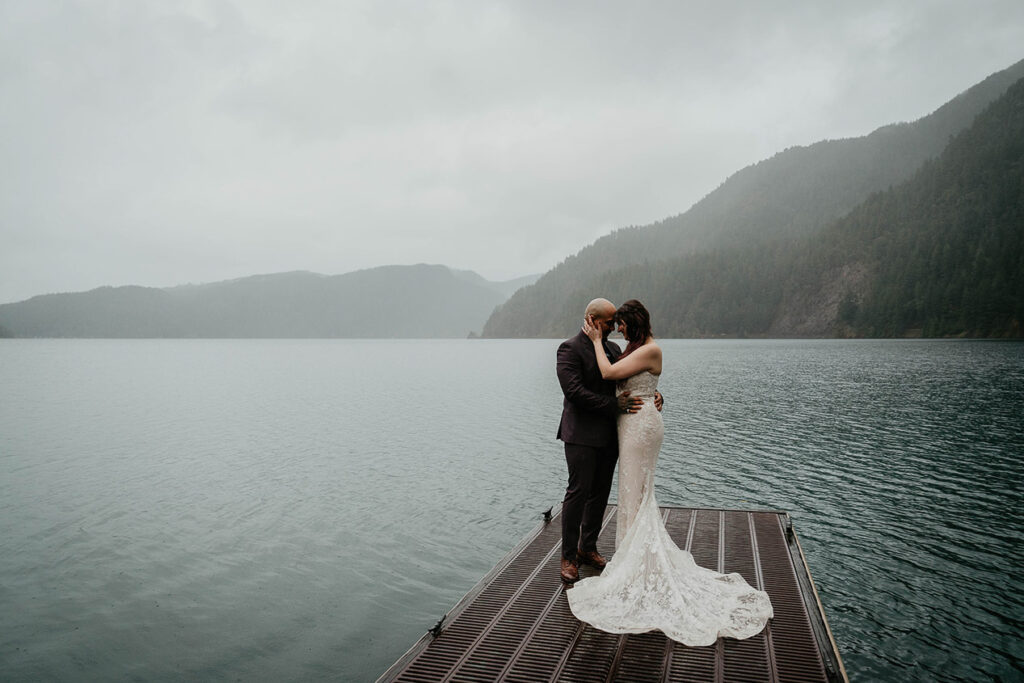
[556,330,622,447]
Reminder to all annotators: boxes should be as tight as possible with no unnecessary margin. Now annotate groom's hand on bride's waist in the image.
[655,391,663,412]
[618,391,643,414]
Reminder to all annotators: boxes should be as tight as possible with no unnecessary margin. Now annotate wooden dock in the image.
[378,505,847,682]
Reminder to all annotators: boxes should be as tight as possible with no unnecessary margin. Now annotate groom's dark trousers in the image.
[556,330,621,562]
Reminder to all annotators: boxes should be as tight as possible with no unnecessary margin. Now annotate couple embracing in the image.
[556,298,773,645]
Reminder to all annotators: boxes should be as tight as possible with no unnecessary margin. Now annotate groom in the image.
[555,298,661,583]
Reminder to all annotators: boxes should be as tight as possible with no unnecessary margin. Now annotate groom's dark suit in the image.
[556,330,622,562]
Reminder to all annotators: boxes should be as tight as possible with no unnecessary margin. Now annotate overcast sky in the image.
[2,1,1022,303]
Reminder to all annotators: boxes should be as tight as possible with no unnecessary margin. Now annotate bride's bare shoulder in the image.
[644,342,663,375]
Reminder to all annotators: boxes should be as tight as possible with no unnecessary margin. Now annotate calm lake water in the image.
[1,339,1021,681]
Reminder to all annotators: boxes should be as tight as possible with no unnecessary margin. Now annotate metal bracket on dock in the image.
[542,507,552,524]
[429,614,446,638]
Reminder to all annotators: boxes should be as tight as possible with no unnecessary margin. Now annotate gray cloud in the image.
[2,0,1022,302]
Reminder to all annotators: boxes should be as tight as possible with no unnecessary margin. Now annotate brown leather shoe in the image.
[577,549,607,570]
[560,557,579,583]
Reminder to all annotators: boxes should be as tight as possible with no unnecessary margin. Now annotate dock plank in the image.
[379,506,846,683]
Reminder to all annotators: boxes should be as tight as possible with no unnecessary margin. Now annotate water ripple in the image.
[0,339,1021,681]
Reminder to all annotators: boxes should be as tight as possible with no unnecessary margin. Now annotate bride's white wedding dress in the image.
[566,370,774,645]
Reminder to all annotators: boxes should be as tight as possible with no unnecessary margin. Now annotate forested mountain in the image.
[0,265,538,338]
[484,59,1024,338]
[490,73,1024,339]
[806,76,1023,338]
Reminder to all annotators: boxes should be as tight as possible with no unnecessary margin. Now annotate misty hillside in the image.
[0,265,539,338]
[491,73,1024,339]
[483,58,1024,338]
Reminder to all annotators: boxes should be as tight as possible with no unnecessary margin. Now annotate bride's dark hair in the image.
[615,299,653,347]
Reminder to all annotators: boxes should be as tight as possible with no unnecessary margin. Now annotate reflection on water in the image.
[0,339,1021,681]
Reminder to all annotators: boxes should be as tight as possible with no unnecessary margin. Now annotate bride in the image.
[566,299,773,646]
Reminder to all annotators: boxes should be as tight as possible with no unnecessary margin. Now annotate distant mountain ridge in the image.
[483,58,1024,338]
[447,269,541,299]
[0,265,540,338]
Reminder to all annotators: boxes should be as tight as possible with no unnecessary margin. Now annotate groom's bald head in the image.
[585,298,616,339]
[585,298,615,319]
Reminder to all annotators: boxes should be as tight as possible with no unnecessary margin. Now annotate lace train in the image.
[566,371,773,645]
